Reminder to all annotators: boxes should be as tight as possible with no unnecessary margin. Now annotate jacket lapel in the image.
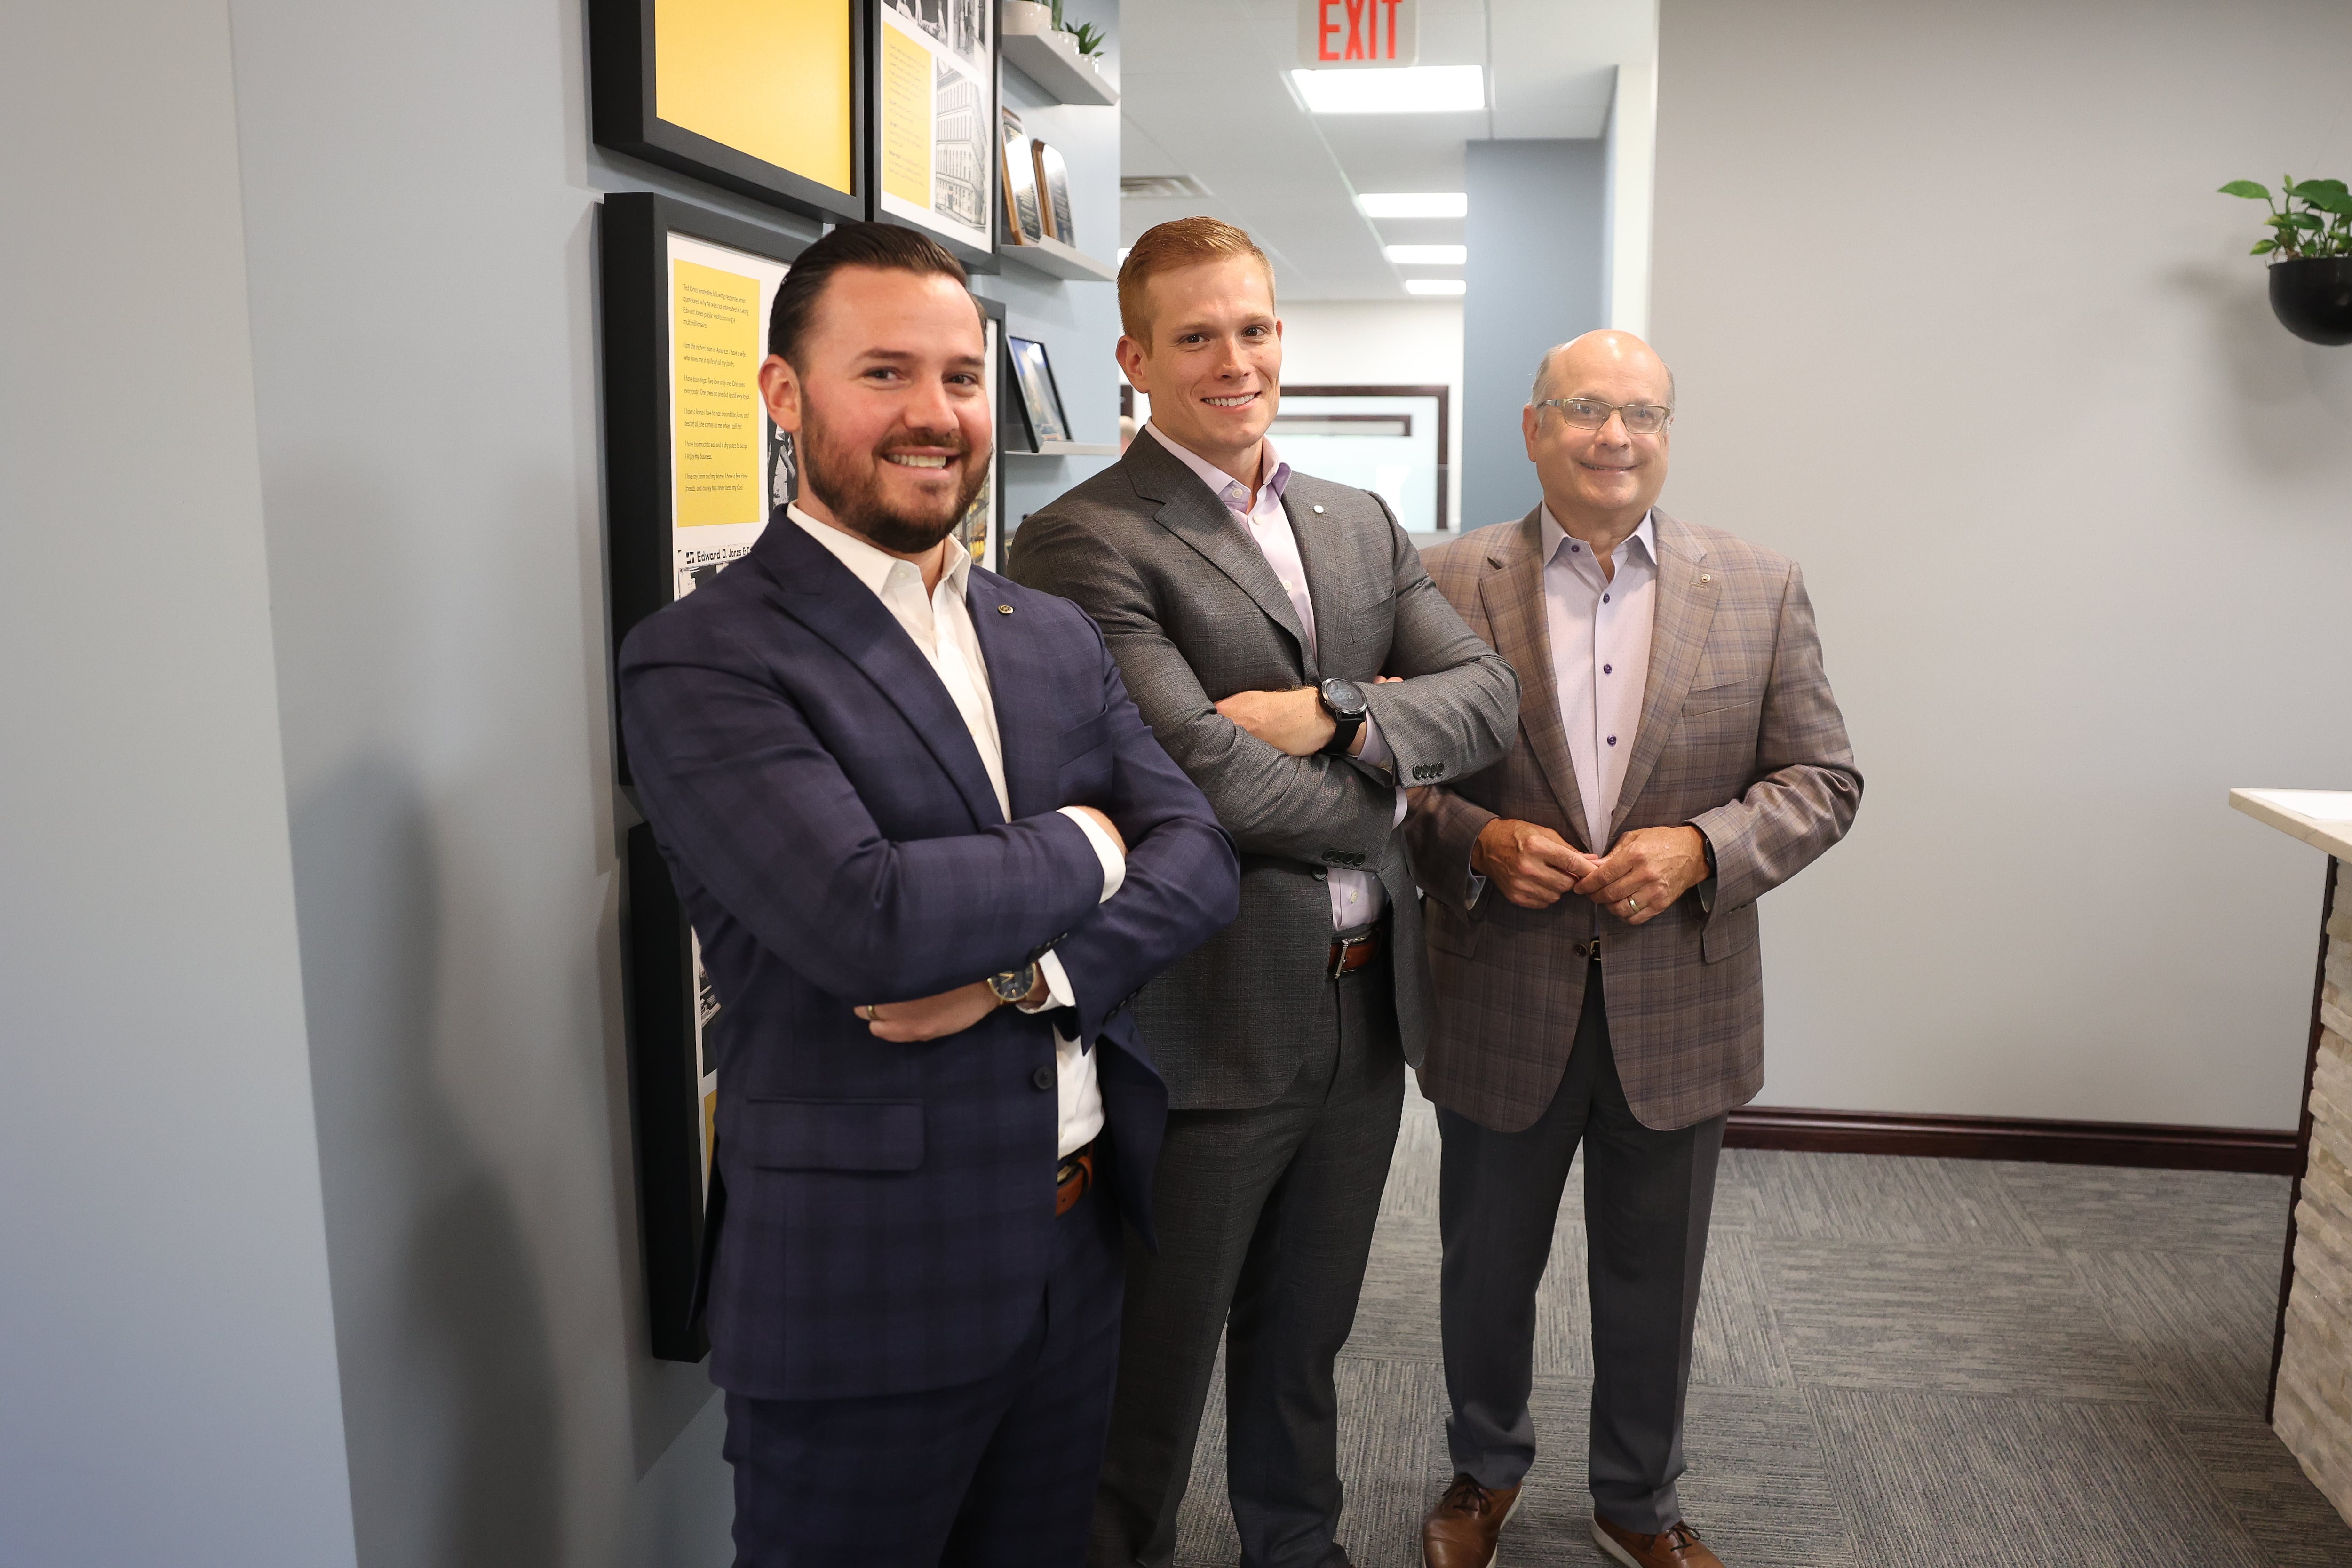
[962,569,1057,821]
[745,513,1005,829]
[1479,508,1594,852]
[1611,507,1717,839]
[1122,434,1313,677]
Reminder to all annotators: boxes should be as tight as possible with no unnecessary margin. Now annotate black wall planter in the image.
[2269,257,2352,346]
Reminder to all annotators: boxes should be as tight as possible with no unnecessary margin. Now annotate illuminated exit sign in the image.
[1298,0,1418,67]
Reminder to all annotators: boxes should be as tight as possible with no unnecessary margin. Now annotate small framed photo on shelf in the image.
[1031,139,1074,247]
[872,0,999,266]
[1007,335,1072,446]
[999,109,1045,246]
[588,0,866,226]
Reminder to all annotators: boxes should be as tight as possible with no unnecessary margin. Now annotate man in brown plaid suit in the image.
[1405,332,1861,1568]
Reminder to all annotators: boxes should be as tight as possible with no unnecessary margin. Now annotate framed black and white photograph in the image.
[1006,334,1071,446]
[598,190,810,1361]
[873,0,998,265]
[999,109,1045,246]
[1032,138,1075,247]
[589,0,866,226]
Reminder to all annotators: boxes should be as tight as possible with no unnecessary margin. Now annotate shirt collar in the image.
[788,503,969,599]
[1539,504,1655,569]
[1143,421,1290,510]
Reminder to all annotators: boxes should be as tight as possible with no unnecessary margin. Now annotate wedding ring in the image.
[1627,897,1640,914]
[860,1004,877,1022]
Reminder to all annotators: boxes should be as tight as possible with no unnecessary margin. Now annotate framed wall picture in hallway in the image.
[589,0,866,226]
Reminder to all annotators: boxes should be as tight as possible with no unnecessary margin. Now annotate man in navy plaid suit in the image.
[620,223,1239,1568]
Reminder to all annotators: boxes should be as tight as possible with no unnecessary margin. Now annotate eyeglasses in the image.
[1534,398,1674,436]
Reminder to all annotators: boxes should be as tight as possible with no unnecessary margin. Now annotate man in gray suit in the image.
[1010,216,1518,1568]
[1406,331,1860,1568]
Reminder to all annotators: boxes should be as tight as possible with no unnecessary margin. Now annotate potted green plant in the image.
[2220,175,2352,345]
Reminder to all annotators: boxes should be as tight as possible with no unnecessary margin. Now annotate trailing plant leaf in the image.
[2219,179,2272,199]
[2253,239,2278,254]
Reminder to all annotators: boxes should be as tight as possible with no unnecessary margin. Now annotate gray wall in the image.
[222,0,763,1561]
[1652,0,2352,1128]
[0,5,358,1565]
[1462,138,1609,529]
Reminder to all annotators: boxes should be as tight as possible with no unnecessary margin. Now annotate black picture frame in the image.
[1006,334,1072,445]
[961,294,1009,569]
[589,0,868,226]
[868,0,1001,271]
[599,190,811,1362]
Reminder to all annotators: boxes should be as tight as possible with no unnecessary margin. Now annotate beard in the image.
[800,404,986,556]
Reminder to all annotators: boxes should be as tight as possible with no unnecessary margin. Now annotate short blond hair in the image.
[1117,217,1276,345]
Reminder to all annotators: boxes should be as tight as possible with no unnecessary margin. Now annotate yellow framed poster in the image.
[873,0,996,263]
[591,0,866,225]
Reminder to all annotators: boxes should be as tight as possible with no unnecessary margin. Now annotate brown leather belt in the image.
[1327,929,1383,979]
[1055,1143,1096,1217]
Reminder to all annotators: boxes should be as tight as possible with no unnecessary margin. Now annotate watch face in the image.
[1320,678,1367,718]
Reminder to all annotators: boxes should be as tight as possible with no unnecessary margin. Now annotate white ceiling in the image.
[1117,0,1655,300]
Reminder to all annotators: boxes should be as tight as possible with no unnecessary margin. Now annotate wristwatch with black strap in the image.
[1316,677,1367,756]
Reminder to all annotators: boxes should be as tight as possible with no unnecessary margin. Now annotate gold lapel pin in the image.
[997,604,1014,614]
[1311,505,1325,514]
[1700,573,1712,585]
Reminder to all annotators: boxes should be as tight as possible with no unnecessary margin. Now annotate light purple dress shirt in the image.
[1541,504,1658,847]
[1143,422,1403,931]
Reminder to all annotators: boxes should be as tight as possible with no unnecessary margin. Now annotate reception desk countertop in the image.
[2232,788,2352,861]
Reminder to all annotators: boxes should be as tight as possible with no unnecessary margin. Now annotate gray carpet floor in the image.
[1170,1095,2352,1567]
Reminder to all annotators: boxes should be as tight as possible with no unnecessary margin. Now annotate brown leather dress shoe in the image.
[1421,1472,1522,1567]
[1591,1514,1726,1567]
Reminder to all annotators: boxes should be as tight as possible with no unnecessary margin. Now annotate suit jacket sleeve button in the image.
[1031,1065,1055,1091]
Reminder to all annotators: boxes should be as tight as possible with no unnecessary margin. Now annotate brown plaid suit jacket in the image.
[1404,506,1861,1133]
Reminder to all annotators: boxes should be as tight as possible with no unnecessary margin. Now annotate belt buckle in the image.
[1328,933,1368,980]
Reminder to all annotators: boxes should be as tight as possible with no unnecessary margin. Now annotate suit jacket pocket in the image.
[739,1098,924,1171]
[1426,897,1481,959]
[1701,902,1758,964]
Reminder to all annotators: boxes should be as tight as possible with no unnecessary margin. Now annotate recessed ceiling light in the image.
[1405,279,1466,296]
[1290,65,1484,115]
[1358,192,1468,219]
[1385,245,1467,265]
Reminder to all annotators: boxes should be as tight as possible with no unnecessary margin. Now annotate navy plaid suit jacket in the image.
[619,514,1239,1402]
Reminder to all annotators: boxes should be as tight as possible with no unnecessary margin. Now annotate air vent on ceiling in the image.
[1121,174,1212,200]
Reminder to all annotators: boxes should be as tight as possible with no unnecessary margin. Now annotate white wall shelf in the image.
[1007,441,1120,457]
[1000,234,1119,282]
[1001,26,1119,107]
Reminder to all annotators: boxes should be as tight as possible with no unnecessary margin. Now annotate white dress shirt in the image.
[1143,423,1405,932]
[1541,505,1659,845]
[788,505,1124,1157]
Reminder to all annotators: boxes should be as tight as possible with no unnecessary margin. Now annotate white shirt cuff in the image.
[1356,710,1394,770]
[1465,871,1488,909]
[1029,950,1076,1011]
[1057,805,1127,903]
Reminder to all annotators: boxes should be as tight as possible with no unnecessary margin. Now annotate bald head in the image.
[1531,330,1675,408]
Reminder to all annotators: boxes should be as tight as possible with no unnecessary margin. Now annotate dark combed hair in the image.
[767,221,972,367]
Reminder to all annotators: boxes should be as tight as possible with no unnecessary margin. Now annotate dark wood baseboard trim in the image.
[1724,1105,2300,1174]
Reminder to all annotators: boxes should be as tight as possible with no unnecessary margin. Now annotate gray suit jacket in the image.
[1406,507,1861,1133]
[1008,433,1519,1110]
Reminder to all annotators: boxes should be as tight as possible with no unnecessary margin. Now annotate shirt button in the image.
[1607,735,1618,746]
[1603,593,1611,603]
[1031,1065,1054,1091]
[1603,663,1613,674]
[1570,543,1581,552]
